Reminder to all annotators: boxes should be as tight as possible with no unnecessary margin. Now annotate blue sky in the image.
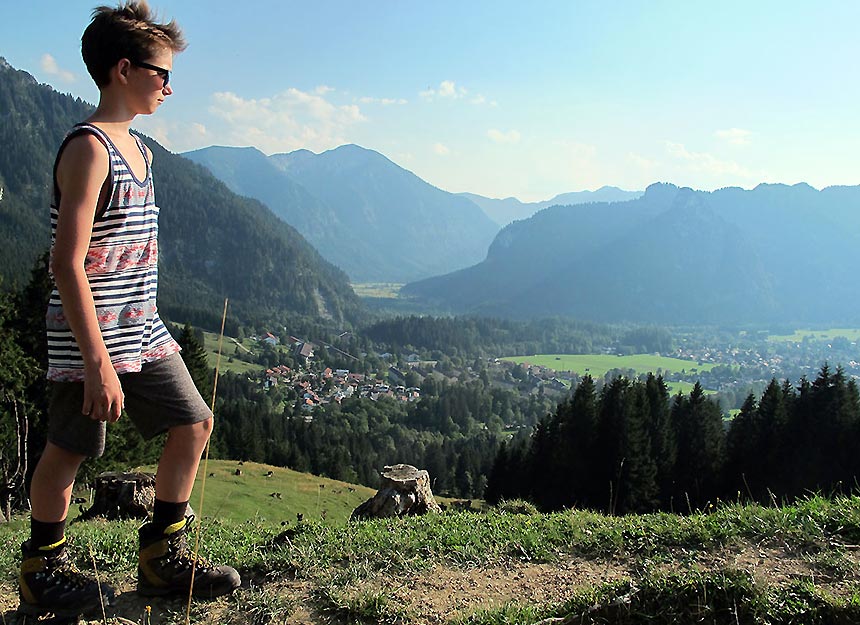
[2,1,858,201]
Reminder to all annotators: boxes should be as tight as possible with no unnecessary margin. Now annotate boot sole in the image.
[138,578,241,599]
[18,588,114,619]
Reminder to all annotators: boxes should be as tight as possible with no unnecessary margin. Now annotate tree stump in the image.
[351,464,441,520]
[77,471,156,521]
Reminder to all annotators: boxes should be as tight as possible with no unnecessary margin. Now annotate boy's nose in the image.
[163,83,173,96]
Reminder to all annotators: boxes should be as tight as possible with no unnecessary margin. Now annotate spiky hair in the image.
[82,1,186,87]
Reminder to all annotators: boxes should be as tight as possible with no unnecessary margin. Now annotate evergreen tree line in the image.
[486,366,860,514]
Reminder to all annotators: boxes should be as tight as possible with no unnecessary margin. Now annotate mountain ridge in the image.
[185,143,499,282]
[405,181,860,325]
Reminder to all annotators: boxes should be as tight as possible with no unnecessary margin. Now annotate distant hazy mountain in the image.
[0,58,361,325]
[461,186,642,226]
[185,144,500,283]
[405,182,860,326]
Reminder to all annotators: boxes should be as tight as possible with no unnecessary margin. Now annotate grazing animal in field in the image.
[265,470,274,477]
[234,469,242,476]
[208,472,215,477]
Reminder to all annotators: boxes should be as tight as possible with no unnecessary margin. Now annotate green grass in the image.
[351,283,405,299]
[139,459,377,525]
[503,354,716,378]
[4,494,860,623]
[202,331,264,375]
[767,328,860,343]
[665,380,717,396]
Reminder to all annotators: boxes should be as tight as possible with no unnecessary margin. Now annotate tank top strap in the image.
[51,123,116,217]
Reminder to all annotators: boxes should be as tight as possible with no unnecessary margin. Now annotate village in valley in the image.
[224,325,860,420]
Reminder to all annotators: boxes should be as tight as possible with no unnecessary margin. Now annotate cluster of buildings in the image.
[263,362,420,413]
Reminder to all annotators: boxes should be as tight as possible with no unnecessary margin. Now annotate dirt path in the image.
[2,540,857,624]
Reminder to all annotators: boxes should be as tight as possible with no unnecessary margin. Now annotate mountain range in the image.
[183,144,499,283]
[460,186,642,226]
[404,182,860,326]
[5,55,859,329]
[0,57,361,326]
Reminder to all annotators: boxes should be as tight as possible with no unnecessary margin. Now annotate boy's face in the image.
[126,46,174,115]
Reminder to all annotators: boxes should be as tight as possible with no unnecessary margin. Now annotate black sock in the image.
[30,518,66,550]
[151,499,188,532]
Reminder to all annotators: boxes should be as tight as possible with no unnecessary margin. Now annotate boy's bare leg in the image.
[30,442,86,523]
[140,416,240,598]
[154,417,213,503]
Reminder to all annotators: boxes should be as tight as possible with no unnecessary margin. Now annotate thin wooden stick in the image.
[185,298,228,625]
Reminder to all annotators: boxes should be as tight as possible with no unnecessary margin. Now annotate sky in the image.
[2,1,859,202]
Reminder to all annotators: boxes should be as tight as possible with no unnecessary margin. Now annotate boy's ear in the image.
[114,58,133,85]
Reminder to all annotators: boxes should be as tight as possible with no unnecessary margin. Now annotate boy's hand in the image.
[83,361,124,422]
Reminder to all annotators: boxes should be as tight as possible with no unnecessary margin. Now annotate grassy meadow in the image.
[137,459,376,525]
[503,354,716,378]
[351,282,405,299]
[202,331,264,375]
[767,328,860,343]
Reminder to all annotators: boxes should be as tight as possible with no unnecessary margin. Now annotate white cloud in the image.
[714,128,752,146]
[628,152,659,170]
[207,87,367,154]
[433,143,450,156]
[132,118,208,152]
[665,140,757,177]
[420,80,468,100]
[487,129,521,145]
[40,53,76,83]
[471,95,486,105]
[315,85,334,95]
[358,96,408,106]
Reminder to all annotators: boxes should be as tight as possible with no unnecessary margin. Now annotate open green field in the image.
[137,459,376,525]
[503,354,716,378]
[351,282,405,299]
[202,331,263,375]
[767,328,860,343]
[665,380,716,396]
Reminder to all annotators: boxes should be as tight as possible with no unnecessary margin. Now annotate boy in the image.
[19,2,240,618]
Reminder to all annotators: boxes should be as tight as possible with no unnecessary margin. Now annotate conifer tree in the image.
[177,323,214,402]
[619,381,658,513]
[565,375,598,508]
[645,374,674,507]
[725,392,759,499]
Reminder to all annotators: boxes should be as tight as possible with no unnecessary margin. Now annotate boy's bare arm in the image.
[52,133,124,423]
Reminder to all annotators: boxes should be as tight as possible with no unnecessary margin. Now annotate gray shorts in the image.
[48,352,213,458]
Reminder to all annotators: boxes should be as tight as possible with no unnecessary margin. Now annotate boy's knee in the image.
[172,416,213,444]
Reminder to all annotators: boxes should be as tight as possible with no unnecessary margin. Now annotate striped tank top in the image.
[46,123,180,382]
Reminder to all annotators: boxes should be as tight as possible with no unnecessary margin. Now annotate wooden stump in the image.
[77,471,156,521]
[351,464,441,520]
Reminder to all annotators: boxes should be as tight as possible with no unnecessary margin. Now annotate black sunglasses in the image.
[131,60,170,87]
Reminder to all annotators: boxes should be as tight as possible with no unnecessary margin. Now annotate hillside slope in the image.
[0,58,361,326]
[187,144,500,282]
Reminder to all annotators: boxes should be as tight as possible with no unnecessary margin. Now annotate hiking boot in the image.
[137,515,241,598]
[18,538,115,618]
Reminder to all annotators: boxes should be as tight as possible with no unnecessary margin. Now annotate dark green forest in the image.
[487,367,860,514]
